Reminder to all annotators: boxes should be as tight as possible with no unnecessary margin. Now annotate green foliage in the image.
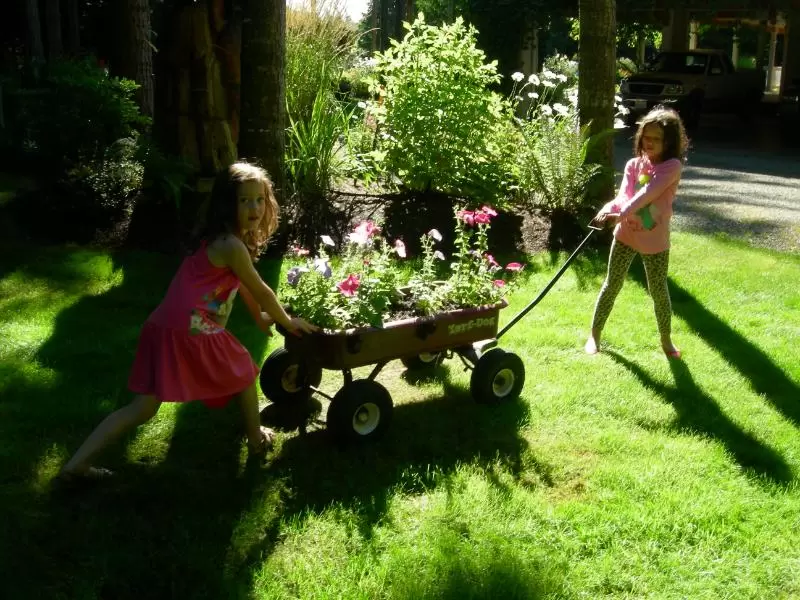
[508,68,625,216]
[6,58,149,170]
[287,85,353,204]
[368,14,517,202]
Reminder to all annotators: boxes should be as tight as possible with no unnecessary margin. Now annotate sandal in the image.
[53,466,114,488]
[247,426,276,457]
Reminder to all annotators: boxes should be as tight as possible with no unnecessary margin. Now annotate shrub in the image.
[8,58,148,171]
[367,15,517,203]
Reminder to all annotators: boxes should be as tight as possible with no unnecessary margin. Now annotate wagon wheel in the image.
[327,380,393,442]
[259,348,322,405]
[470,349,525,404]
[400,351,444,371]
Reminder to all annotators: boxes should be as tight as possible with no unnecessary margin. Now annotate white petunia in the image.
[357,101,367,109]
[556,73,568,82]
[511,71,525,82]
[614,118,627,129]
[528,73,540,86]
[542,80,556,88]
[542,69,556,79]
[540,104,553,116]
[527,92,539,99]
[320,235,335,246]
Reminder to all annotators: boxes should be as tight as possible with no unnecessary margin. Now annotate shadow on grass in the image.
[260,365,533,532]
[0,247,281,599]
[1,243,542,598]
[607,350,793,485]
[627,264,800,426]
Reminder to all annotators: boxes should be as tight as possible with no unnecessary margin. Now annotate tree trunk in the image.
[128,0,155,117]
[578,0,616,198]
[45,0,63,60]
[239,0,286,205]
[25,0,45,64]
[66,0,81,55]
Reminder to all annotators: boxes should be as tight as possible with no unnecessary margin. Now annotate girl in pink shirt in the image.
[585,106,689,358]
[58,163,318,484]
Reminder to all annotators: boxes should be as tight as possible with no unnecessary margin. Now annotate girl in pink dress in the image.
[58,162,318,483]
[585,106,689,358]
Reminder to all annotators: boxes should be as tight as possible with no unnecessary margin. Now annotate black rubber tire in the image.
[470,349,526,404]
[400,351,443,371]
[259,347,322,405]
[327,380,393,442]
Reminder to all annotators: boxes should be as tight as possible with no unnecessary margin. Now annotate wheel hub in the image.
[492,368,515,397]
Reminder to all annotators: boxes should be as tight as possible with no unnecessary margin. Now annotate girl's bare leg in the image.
[237,382,274,451]
[61,394,161,475]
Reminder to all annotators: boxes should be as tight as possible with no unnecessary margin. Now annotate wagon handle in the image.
[496,220,604,340]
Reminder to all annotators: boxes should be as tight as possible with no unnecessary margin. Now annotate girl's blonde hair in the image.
[196,162,280,259]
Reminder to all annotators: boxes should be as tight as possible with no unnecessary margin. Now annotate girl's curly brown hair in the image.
[633,105,690,163]
[193,162,280,260]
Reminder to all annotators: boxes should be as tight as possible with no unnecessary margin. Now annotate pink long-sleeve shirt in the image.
[605,156,683,255]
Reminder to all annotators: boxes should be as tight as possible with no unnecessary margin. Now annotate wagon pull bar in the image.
[496,223,602,340]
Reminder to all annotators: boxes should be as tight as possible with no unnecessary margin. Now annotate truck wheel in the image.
[327,380,393,442]
[401,352,443,371]
[260,348,322,405]
[470,349,526,404]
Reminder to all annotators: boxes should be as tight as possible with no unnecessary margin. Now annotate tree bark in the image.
[66,0,81,55]
[239,0,286,205]
[578,0,616,197]
[25,0,45,64]
[128,0,155,118]
[45,0,63,60]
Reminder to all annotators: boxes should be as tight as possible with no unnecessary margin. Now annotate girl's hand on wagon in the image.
[287,316,319,336]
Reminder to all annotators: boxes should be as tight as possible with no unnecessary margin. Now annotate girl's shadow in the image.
[606,350,793,485]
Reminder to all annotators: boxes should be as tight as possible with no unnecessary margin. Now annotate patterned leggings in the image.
[591,239,672,338]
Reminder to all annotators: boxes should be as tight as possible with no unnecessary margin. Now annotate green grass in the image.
[1,230,799,599]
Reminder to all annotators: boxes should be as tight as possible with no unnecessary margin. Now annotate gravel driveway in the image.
[615,113,800,253]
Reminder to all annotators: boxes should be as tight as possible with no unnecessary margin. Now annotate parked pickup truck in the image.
[620,49,763,129]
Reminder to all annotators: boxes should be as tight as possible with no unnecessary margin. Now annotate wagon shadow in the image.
[257,367,534,546]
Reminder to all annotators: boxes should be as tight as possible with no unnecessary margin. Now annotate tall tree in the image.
[578,0,615,195]
[66,0,80,56]
[239,0,287,205]
[24,0,45,65]
[44,0,63,59]
[127,0,154,117]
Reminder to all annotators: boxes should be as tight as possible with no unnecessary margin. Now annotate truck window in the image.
[709,55,724,76]
[720,54,735,72]
[647,52,708,75]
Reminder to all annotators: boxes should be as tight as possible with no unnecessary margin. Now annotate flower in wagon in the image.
[337,274,360,297]
[314,257,332,278]
[287,266,310,287]
[348,221,380,246]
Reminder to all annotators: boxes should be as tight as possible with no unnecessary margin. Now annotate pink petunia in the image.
[493,280,506,288]
[348,221,381,246]
[337,274,361,297]
[481,205,498,217]
[473,211,491,225]
[394,239,407,258]
[457,210,475,226]
[505,262,524,272]
[485,254,500,268]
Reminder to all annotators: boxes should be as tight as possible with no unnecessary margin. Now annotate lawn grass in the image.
[1,230,799,599]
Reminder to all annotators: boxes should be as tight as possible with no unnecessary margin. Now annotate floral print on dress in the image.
[189,286,238,335]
